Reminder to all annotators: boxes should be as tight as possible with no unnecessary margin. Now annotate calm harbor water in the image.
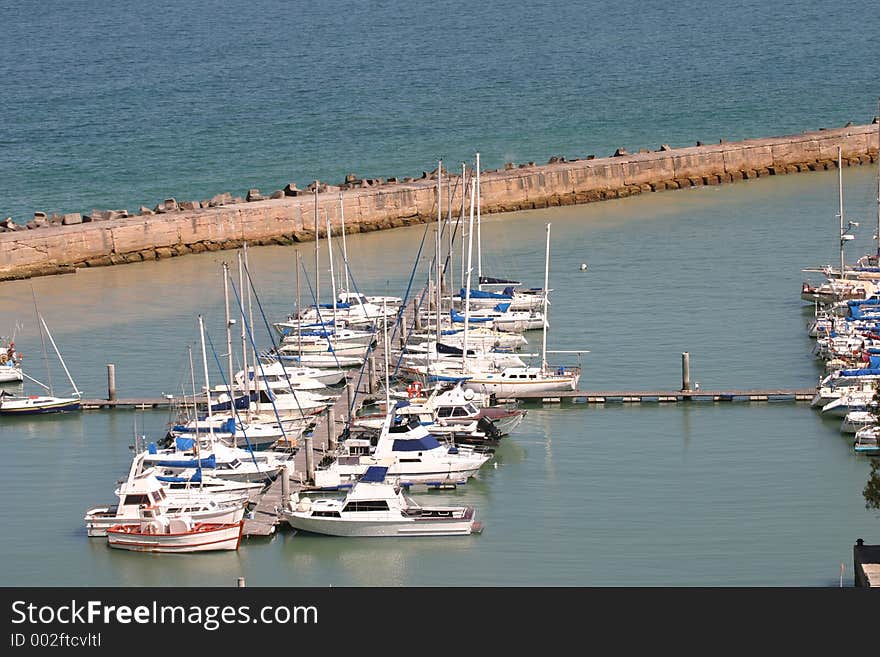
[2,166,879,586]
[2,0,880,586]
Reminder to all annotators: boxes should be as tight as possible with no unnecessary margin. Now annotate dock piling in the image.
[107,363,116,401]
[327,407,337,451]
[237,577,246,588]
[368,354,377,394]
[304,435,315,484]
[681,352,691,392]
[280,464,290,509]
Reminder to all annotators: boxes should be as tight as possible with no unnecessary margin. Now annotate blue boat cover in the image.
[458,288,511,300]
[157,454,217,469]
[839,368,880,377]
[148,442,157,454]
[361,466,388,483]
[392,435,441,452]
[493,302,511,312]
[175,437,196,451]
[315,303,351,309]
[450,309,494,323]
[870,356,880,369]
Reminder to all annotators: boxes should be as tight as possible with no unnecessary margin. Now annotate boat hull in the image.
[0,396,81,414]
[86,504,245,538]
[283,511,478,537]
[106,521,243,552]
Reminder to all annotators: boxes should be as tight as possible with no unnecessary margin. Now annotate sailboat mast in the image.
[243,244,257,389]
[238,252,250,408]
[223,262,235,402]
[340,191,350,296]
[476,152,482,285]
[198,314,215,439]
[32,288,53,395]
[188,345,196,419]
[541,223,551,373]
[314,186,320,308]
[838,145,845,277]
[876,98,880,258]
[296,251,303,358]
[40,315,80,397]
[463,178,476,374]
[436,159,442,349]
[326,211,338,326]
[382,299,390,412]
[460,162,467,290]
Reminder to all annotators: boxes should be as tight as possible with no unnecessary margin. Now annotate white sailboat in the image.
[462,223,584,398]
[0,307,82,415]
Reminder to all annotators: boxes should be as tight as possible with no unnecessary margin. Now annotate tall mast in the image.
[876,98,880,258]
[40,315,80,397]
[296,251,303,358]
[460,162,467,290]
[243,243,257,399]
[238,252,249,408]
[463,178,476,374]
[447,165,453,293]
[476,152,482,285]
[223,262,235,402]
[541,223,551,373]
[326,211,338,327]
[838,145,845,277]
[382,299,390,412]
[198,314,215,440]
[31,288,53,395]
[340,191,350,296]
[314,185,320,308]
[436,159,443,349]
[188,345,197,420]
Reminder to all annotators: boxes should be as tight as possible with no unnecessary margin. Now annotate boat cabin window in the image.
[148,491,165,504]
[452,407,469,417]
[122,494,151,506]
[437,407,453,418]
[465,403,479,415]
[311,510,342,518]
[228,459,242,469]
[342,500,390,512]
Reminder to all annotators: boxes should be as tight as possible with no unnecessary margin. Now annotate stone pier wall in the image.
[1,123,877,281]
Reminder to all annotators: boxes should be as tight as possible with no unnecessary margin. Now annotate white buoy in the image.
[580,263,588,271]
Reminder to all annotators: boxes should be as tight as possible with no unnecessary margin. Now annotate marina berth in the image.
[282,466,482,537]
[841,410,879,434]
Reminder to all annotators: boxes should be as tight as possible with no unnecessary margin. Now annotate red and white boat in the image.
[106,508,243,553]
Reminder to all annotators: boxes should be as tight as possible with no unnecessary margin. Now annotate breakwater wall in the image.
[1,123,877,281]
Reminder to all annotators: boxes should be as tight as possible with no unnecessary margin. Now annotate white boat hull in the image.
[86,504,245,537]
[283,511,477,537]
[107,521,243,552]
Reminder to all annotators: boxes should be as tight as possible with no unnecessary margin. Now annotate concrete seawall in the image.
[1,123,877,282]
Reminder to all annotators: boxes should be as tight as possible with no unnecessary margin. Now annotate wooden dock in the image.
[81,398,174,410]
[242,476,287,537]
[510,389,816,404]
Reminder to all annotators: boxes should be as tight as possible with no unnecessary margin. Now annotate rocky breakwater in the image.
[1,122,877,281]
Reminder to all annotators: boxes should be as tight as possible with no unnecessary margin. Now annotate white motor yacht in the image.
[283,466,481,537]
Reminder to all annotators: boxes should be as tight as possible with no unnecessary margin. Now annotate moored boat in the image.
[282,466,482,537]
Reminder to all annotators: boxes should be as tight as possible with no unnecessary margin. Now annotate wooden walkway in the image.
[81,398,174,410]
[510,389,816,403]
[242,476,287,537]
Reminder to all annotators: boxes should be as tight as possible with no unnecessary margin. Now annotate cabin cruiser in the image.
[282,466,481,537]
[841,410,879,434]
[313,412,492,489]
[84,457,247,537]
